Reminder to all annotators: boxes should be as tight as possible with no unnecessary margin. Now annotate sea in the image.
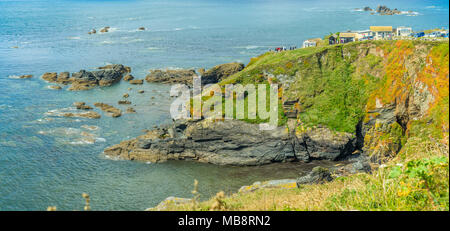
[0,0,448,210]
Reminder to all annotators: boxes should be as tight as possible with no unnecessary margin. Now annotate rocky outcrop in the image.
[41,64,131,91]
[363,6,373,11]
[145,63,244,86]
[145,69,197,85]
[294,127,357,161]
[104,119,357,166]
[201,62,245,85]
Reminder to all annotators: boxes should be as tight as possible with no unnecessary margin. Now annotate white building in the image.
[370,26,394,40]
[303,38,322,48]
[396,27,413,37]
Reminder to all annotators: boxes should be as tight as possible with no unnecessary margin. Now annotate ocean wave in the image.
[67,36,81,40]
[8,75,22,79]
[81,125,99,131]
[100,40,114,44]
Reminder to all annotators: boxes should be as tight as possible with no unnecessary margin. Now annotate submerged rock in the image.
[118,100,131,105]
[48,85,62,90]
[126,107,136,113]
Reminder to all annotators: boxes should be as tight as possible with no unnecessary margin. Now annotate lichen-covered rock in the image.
[239,179,297,193]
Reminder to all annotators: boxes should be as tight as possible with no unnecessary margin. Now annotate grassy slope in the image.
[165,40,449,211]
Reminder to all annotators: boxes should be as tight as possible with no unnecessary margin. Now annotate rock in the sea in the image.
[42,65,130,91]
[48,85,62,90]
[88,29,96,34]
[62,111,101,119]
[145,69,197,85]
[57,72,71,84]
[118,100,131,105]
[123,74,134,81]
[18,75,33,79]
[129,79,144,85]
[363,6,373,11]
[138,27,145,31]
[94,102,121,117]
[296,166,333,186]
[375,5,401,15]
[41,72,58,82]
[138,90,145,94]
[201,62,245,85]
[73,102,93,110]
[123,93,129,98]
[100,26,110,33]
[97,64,131,74]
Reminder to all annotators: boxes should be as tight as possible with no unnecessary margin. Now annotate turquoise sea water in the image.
[0,0,448,210]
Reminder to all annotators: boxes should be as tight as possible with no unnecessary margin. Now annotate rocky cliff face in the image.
[104,119,358,165]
